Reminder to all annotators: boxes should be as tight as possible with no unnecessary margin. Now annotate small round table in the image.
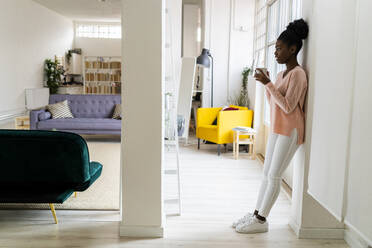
[232,127,257,160]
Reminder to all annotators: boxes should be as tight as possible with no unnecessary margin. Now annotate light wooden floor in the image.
[0,123,348,247]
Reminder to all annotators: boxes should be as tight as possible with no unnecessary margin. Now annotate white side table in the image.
[232,127,257,160]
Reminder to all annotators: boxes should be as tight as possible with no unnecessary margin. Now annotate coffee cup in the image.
[255,67,269,78]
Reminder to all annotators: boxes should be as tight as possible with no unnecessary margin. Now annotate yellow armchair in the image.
[196,106,254,155]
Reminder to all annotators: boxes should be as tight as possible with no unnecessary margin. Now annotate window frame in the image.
[254,0,302,126]
[75,22,122,39]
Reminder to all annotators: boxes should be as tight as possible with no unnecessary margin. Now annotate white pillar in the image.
[120,0,165,238]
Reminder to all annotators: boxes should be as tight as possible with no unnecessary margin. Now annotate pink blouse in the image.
[265,66,308,145]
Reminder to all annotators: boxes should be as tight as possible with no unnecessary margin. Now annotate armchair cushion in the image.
[197,125,218,143]
[212,107,239,125]
[229,105,248,110]
[197,107,222,126]
[0,130,103,204]
[223,107,239,111]
[89,162,103,185]
[75,161,103,191]
[212,106,239,125]
[0,130,90,184]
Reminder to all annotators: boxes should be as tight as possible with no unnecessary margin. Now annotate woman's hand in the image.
[254,69,271,85]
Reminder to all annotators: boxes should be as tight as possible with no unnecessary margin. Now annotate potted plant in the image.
[65,48,82,65]
[45,59,64,94]
[230,67,251,107]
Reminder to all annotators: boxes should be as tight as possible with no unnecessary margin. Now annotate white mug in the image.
[256,67,269,78]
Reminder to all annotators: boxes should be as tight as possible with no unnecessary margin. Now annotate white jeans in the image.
[255,128,299,217]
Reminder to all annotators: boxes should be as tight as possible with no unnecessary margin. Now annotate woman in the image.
[233,19,309,234]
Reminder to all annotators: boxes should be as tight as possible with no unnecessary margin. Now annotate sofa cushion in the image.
[47,100,74,119]
[112,104,121,119]
[37,118,121,131]
[38,111,52,121]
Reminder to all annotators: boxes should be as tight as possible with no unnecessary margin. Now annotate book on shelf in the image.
[83,56,122,94]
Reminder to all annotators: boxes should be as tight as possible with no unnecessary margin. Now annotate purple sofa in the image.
[30,94,121,135]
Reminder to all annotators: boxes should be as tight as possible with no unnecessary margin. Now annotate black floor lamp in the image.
[196,48,214,107]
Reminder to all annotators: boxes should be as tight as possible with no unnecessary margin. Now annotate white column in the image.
[120,0,165,238]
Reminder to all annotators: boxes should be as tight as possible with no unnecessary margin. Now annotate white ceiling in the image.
[33,0,121,22]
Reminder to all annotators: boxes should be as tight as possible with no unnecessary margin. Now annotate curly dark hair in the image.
[278,19,309,55]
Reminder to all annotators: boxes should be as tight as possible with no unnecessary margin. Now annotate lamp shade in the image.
[196,48,211,68]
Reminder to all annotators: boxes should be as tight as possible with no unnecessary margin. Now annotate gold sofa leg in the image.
[49,203,58,224]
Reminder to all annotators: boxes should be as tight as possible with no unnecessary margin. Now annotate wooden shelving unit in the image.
[83,56,122,94]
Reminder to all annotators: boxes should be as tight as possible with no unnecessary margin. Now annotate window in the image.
[254,0,303,125]
[75,23,122,39]
[253,0,268,68]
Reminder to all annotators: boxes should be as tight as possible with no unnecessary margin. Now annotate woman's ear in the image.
[289,45,297,55]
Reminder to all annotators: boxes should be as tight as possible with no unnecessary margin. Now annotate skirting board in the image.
[120,225,164,238]
[344,221,372,248]
[289,219,345,240]
[0,108,26,122]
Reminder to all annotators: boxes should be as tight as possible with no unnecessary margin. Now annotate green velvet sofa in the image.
[0,130,103,223]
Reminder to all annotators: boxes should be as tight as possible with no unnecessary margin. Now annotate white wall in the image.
[344,0,372,245]
[74,37,121,57]
[306,0,357,221]
[0,0,73,117]
[166,0,182,90]
[183,4,200,58]
[288,0,349,239]
[169,0,183,78]
[201,0,255,107]
[292,0,372,244]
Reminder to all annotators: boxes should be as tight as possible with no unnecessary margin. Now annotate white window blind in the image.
[76,23,122,39]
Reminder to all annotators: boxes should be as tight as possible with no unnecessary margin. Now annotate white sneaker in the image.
[235,217,268,234]
[231,212,254,228]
